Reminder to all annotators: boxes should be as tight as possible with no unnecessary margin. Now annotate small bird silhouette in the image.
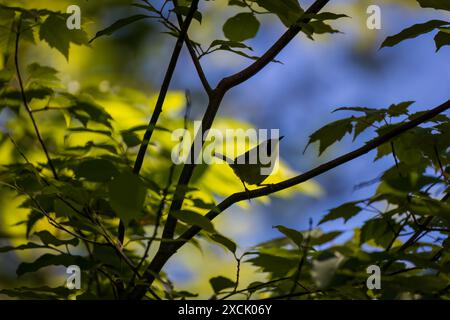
[215,136,284,193]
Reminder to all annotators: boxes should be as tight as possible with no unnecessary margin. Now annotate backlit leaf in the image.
[223,13,260,42]
[381,20,449,48]
[39,14,89,60]
[108,171,147,225]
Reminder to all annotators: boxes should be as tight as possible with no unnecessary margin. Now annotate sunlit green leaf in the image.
[108,171,147,225]
[39,13,89,60]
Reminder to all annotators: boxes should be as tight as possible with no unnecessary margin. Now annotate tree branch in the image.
[133,0,200,175]
[127,99,450,299]
[181,99,450,241]
[14,16,58,180]
[128,0,358,300]
[117,0,200,245]
[173,0,212,94]
[158,0,332,255]
[159,91,225,242]
[218,0,331,91]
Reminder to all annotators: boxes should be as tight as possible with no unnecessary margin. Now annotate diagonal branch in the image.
[385,192,450,264]
[118,0,200,245]
[133,0,200,175]
[129,0,333,299]
[218,0,331,91]
[126,99,450,300]
[179,99,450,243]
[173,0,212,94]
[158,0,332,253]
[14,16,58,180]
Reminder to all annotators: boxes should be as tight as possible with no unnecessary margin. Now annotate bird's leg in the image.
[240,179,251,203]
[257,183,275,192]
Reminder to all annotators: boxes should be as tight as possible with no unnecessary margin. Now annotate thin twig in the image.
[133,0,200,175]
[130,165,175,286]
[14,15,58,179]
[172,0,212,94]
[220,277,292,300]
[119,0,201,247]
[288,219,313,297]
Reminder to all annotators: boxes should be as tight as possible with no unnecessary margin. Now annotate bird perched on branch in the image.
[215,136,284,193]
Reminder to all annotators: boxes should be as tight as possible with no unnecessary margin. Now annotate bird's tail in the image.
[214,152,234,164]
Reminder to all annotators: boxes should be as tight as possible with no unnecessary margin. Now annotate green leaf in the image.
[308,12,349,21]
[210,39,253,50]
[39,14,89,60]
[0,286,73,300]
[26,210,44,238]
[68,127,112,137]
[417,0,450,11]
[172,210,215,233]
[92,245,122,268]
[223,13,260,42]
[0,69,13,90]
[17,253,93,276]
[375,142,393,161]
[90,14,153,43]
[256,0,304,27]
[0,242,44,253]
[68,101,113,128]
[320,202,362,224]
[310,230,343,246]
[360,218,393,248]
[26,63,59,86]
[274,225,304,248]
[3,87,53,103]
[34,230,79,247]
[407,196,450,220]
[389,275,449,293]
[74,159,119,182]
[108,171,147,225]
[209,276,235,293]
[53,198,81,217]
[381,20,449,48]
[387,101,414,117]
[121,131,142,148]
[248,252,298,277]
[434,28,450,51]
[377,164,437,194]
[308,21,340,35]
[209,233,237,253]
[306,118,353,155]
